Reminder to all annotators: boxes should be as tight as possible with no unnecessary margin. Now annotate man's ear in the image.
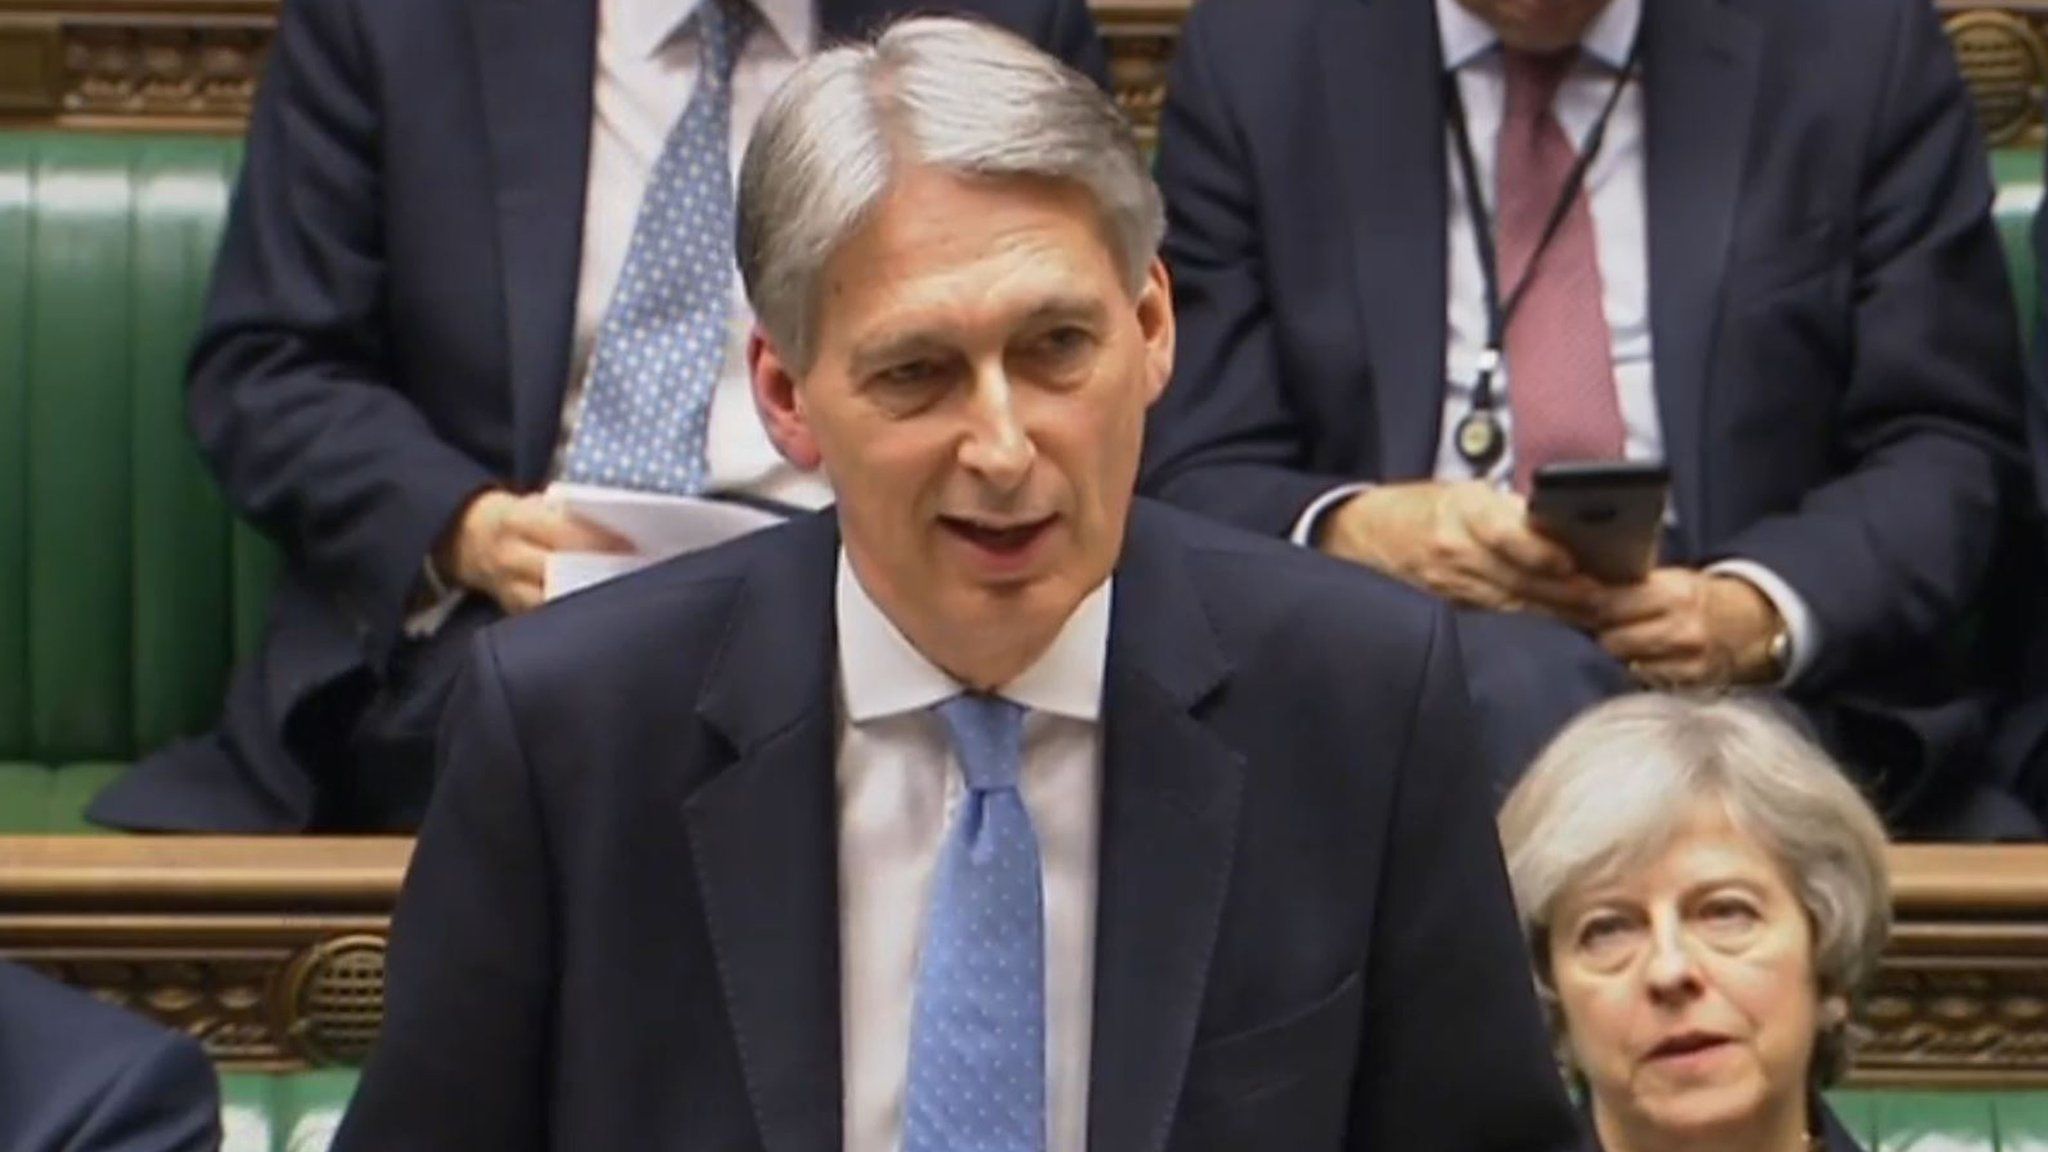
[749,327,823,471]
[1136,256,1176,408]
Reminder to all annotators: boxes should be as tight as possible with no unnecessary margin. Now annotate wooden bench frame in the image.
[2,0,2046,1088]
[1,0,2046,148]
[2,837,2048,1084]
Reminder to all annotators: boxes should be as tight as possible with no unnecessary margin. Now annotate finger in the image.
[1474,507,1578,578]
[550,513,635,554]
[1593,579,1673,629]
[1599,617,1691,665]
[496,539,553,596]
[1511,573,1608,627]
[498,576,546,616]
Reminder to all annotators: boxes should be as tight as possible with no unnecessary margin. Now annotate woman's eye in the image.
[1577,914,1638,957]
[1698,898,1761,932]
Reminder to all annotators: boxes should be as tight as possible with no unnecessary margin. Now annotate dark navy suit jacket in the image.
[87,0,1108,832]
[1139,0,2029,829]
[0,961,220,1152]
[332,502,1579,1152]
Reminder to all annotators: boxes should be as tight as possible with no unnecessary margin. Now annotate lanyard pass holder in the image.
[1456,346,1507,471]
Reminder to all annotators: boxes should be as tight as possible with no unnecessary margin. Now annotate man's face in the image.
[1454,0,1616,52]
[751,163,1174,682]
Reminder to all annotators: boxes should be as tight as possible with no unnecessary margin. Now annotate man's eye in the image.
[879,360,943,387]
[1028,326,1095,362]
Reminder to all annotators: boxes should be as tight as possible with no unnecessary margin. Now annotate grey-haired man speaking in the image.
[335,18,1578,1152]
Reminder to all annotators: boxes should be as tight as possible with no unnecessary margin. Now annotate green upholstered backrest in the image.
[220,1069,358,1152]
[1992,149,2040,352]
[0,133,277,801]
[194,1083,2048,1151]
[1828,1089,2048,1150]
[0,134,2041,831]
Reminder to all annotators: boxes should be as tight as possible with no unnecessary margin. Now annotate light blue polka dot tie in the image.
[563,0,755,494]
[903,694,1046,1152]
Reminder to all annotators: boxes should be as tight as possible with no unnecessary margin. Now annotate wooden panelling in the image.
[0,1,2044,148]
[6,838,2048,1085]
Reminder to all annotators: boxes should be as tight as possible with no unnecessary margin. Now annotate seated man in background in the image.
[333,18,1578,1151]
[0,959,221,1152]
[87,0,1108,832]
[1142,0,2035,838]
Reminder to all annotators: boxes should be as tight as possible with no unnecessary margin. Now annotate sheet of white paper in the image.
[543,482,788,600]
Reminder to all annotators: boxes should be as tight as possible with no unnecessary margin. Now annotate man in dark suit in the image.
[1141,0,2034,838]
[87,0,1108,833]
[334,18,1578,1151]
[0,960,221,1152]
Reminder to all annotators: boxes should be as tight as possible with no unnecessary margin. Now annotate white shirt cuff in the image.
[1705,559,1818,687]
[403,559,467,639]
[1290,483,1376,546]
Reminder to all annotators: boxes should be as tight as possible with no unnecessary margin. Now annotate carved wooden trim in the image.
[6,0,2048,150]
[8,838,2048,1085]
[0,837,406,1071]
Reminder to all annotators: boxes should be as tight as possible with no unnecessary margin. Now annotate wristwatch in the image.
[1761,622,1792,683]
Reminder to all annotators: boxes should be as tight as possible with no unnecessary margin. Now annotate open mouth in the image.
[940,515,1055,557]
[1647,1032,1733,1062]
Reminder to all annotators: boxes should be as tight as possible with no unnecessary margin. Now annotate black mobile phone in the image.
[1526,461,1670,583]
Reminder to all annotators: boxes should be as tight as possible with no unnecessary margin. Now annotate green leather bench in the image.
[5,129,2048,1152]
[0,132,277,832]
[206,1083,2048,1150]
[221,1070,357,1152]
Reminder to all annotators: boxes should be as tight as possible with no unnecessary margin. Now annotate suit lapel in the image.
[1322,0,1449,480]
[685,515,845,1152]
[1086,506,1243,1152]
[466,0,596,486]
[1642,0,1760,549]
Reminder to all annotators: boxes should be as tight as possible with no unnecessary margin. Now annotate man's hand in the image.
[1592,569,1783,688]
[1317,481,1602,621]
[434,489,634,615]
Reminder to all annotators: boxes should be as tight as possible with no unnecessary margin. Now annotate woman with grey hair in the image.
[1498,693,1891,1152]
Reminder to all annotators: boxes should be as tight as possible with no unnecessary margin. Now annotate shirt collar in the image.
[834,550,1110,725]
[609,0,813,63]
[1435,0,1641,74]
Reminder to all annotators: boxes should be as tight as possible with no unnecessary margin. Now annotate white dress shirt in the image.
[561,0,830,511]
[834,555,1104,1152]
[1298,0,1816,681]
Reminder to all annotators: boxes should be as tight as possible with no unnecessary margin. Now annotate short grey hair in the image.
[1497,693,1891,1087]
[736,15,1164,372]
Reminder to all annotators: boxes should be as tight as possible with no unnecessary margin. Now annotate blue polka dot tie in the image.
[903,694,1046,1152]
[564,0,755,494]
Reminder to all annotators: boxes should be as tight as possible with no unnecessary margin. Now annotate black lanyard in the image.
[1444,37,1642,471]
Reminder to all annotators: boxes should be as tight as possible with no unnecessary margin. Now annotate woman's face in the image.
[1547,802,1839,1149]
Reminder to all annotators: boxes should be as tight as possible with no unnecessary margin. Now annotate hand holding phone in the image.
[1526,461,1669,584]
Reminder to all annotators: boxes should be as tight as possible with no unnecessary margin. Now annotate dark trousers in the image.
[88,598,498,833]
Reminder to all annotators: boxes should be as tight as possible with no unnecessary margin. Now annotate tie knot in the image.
[935,694,1026,792]
[1502,48,1577,125]
[694,0,756,81]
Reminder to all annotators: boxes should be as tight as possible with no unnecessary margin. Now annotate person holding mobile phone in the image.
[1141,0,2037,839]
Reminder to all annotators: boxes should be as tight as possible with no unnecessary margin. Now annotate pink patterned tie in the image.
[1497,49,1625,492]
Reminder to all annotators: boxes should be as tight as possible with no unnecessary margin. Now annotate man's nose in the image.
[958,369,1035,489]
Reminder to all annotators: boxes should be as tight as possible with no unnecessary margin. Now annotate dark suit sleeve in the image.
[1714,0,2026,688]
[1346,607,1579,1152]
[1042,0,1109,90]
[1139,6,1366,538]
[189,0,495,668]
[62,1033,221,1152]
[332,635,552,1152]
